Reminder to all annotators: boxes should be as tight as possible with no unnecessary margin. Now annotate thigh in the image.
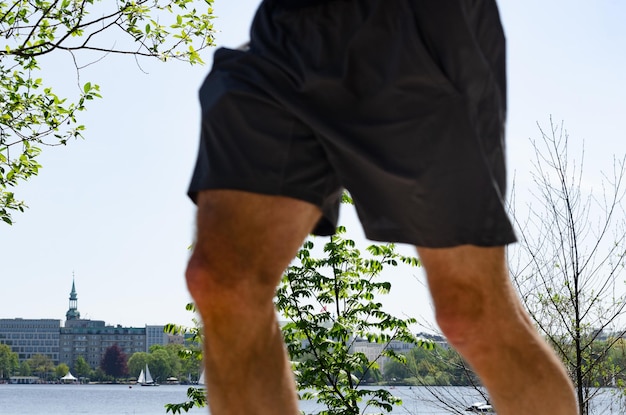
[191,190,322,290]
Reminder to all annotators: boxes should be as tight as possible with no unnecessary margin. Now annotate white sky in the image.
[1,0,625,331]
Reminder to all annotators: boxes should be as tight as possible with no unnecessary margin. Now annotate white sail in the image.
[137,369,145,384]
[144,365,154,384]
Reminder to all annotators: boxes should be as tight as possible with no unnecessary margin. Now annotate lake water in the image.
[0,384,623,414]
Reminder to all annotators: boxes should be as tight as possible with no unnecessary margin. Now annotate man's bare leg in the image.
[186,190,322,415]
[418,245,577,415]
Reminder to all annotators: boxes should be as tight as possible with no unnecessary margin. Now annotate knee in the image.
[186,252,239,303]
[431,283,492,350]
[436,313,486,351]
[184,253,215,301]
[185,250,276,312]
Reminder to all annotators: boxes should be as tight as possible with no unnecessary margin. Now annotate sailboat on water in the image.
[137,364,159,386]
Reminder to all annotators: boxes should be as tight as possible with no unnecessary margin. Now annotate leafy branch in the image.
[0,0,216,224]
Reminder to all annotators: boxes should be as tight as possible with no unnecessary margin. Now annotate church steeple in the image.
[66,274,81,320]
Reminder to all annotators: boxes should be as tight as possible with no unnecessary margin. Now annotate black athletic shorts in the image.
[188,0,517,248]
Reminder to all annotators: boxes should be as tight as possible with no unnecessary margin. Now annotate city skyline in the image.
[2,0,626,332]
[0,276,178,369]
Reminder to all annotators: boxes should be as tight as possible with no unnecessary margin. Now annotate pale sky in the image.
[1,0,625,332]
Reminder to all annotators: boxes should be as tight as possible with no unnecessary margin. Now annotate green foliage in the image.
[73,355,92,378]
[0,343,19,379]
[161,342,202,382]
[165,226,429,414]
[91,367,111,382]
[164,306,207,414]
[164,302,204,372]
[275,226,425,415]
[128,351,150,378]
[384,344,479,387]
[0,0,216,224]
[18,360,31,376]
[27,354,55,380]
[129,343,201,384]
[167,387,208,414]
[55,363,69,378]
[149,348,173,382]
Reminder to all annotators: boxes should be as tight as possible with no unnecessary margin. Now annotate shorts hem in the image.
[362,229,517,248]
[188,179,327,210]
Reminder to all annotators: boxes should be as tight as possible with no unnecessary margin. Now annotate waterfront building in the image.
[0,277,180,370]
[0,318,60,363]
[8,375,40,384]
[60,320,146,369]
[351,339,388,371]
[59,278,146,368]
[146,325,169,352]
